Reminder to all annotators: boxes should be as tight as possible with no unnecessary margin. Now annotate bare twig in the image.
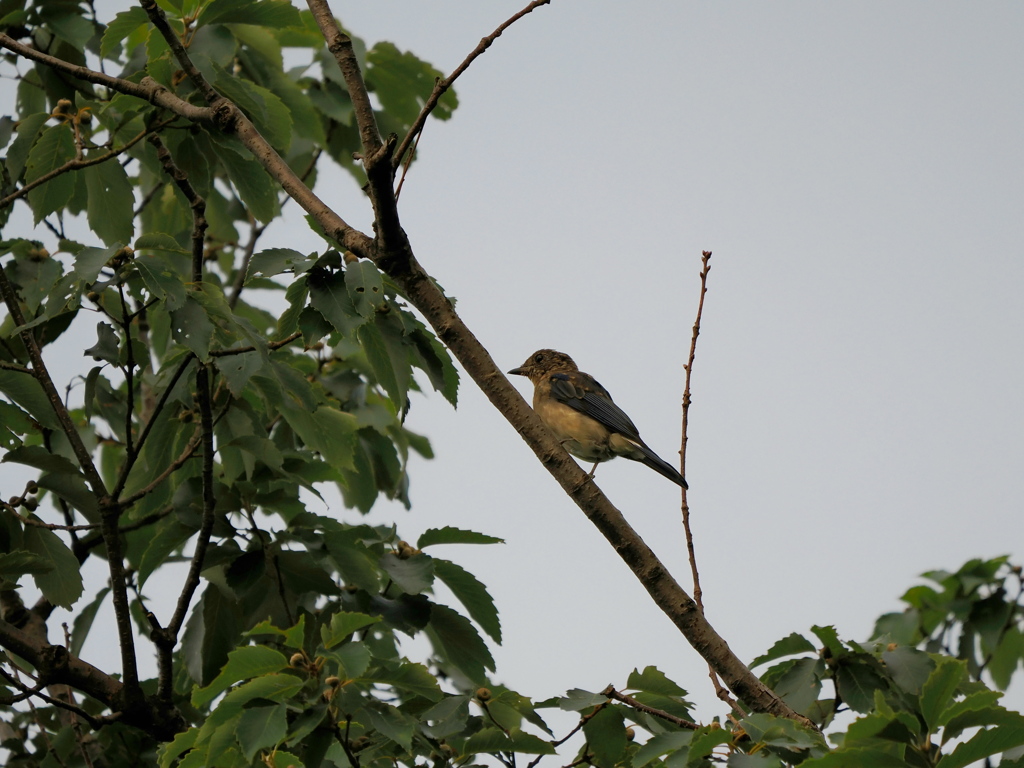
[680,251,711,610]
[393,0,551,171]
[208,330,302,357]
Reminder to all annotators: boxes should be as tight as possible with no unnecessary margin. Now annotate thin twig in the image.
[680,250,711,609]
[208,330,302,357]
[393,0,551,171]
[112,354,194,501]
[601,685,700,730]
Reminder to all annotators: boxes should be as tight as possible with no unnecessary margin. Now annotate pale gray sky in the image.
[4,0,1023,740]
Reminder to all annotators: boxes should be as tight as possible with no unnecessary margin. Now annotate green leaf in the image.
[213,136,279,222]
[211,62,292,150]
[369,661,443,702]
[236,703,287,762]
[282,405,358,470]
[427,603,494,683]
[634,731,692,768]
[800,747,910,768]
[23,525,84,608]
[171,294,215,361]
[881,646,934,695]
[0,549,53,578]
[200,0,301,27]
[25,122,76,223]
[937,689,1003,730]
[70,587,110,657]
[192,645,289,708]
[688,726,735,765]
[345,260,384,317]
[359,319,406,409]
[365,41,452,126]
[100,7,149,59]
[935,724,1024,768]
[73,245,118,284]
[84,155,134,246]
[921,657,966,731]
[772,657,824,714]
[246,248,311,282]
[835,658,889,714]
[627,666,690,698]
[319,611,380,650]
[433,558,501,643]
[307,269,366,338]
[246,616,306,650]
[379,552,434,594]
[417,526,504,548]
[751,633,817,668]
[363,704,415,751]
[810,624,846,658]
[463,727,555,756]
[582,705,627,766]
[84,322,119,364]
[6,113,50,181]
[0,370,61,429]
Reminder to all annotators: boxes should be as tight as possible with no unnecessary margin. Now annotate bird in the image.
[508,349,688,488]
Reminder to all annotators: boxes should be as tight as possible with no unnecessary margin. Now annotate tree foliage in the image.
[1,2,1023,768]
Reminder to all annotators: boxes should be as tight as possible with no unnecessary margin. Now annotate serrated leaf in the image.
[427,603,494,683]
[582,705,627,766]
[73,245,118,284]
[236,703,287,762]
[23,525,84,608]
[192,645,289,708]
[100,7,149,59]
[627,665,690,698]
[211,62,292,150]
[345,260,384,317]
[84,155,134,246]
[214,137,279,222]
[633,731,692,768]
[921,657,966,731]
[368,661,443,702]
[463,727,555,756]
[171,294,215,361]
[935,723,1024,768]
[359,319,405,409]
[363,704,416,751]
[70,587,110,657]
[320,611,380,649]
[417,526,503,548]
[751,633,817,668]
[7,113,50,181]
[380,552,433,594]
[307,269,365,337]
[136,252,189,311]
[433,558,500,643]
[0,549,54,578]
[200,0,301,28]
[246,248,310,282]
[84,322,119,364]
[0,370,61,429]
[25,123,76,223]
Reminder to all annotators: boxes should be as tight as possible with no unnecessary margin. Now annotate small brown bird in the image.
[509,349,687,488]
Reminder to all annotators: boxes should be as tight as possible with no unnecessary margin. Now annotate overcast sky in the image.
[5,0,1024,739]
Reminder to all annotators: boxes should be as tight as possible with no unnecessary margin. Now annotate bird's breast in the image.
[533,393,614,462]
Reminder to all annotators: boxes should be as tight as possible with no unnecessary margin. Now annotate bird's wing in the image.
[548,372,643,440]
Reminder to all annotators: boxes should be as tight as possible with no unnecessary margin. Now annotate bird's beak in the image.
[508,366,527,376]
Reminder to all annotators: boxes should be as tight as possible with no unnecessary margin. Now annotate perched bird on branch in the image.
[509,349,688,488]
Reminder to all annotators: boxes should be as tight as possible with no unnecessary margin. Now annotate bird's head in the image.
[508,349,579,382]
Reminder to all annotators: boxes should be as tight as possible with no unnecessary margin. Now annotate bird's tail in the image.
[636,444,688,489]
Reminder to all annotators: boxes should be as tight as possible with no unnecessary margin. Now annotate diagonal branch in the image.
[394,0,551,171]
[305,0,381,154]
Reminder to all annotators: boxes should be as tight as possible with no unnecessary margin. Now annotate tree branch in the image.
[0,34,212,122]
[305,0,382,154]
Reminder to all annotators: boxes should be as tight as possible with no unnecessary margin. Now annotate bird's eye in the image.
[534,353,544,363]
